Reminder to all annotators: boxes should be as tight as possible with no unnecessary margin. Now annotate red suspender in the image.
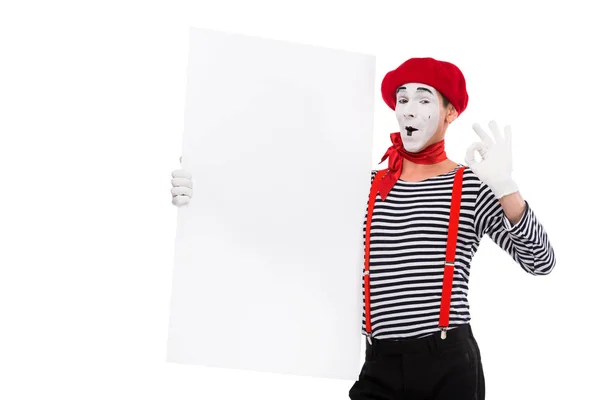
[364,166,465,342]
[438,166,465,339]
[364,169,388,343]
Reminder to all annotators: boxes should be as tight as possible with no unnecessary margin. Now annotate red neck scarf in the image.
[378,132,448,201]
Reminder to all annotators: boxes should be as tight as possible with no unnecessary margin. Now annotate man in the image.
[170,57,556,399]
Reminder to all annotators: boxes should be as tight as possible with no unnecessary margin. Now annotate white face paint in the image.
[395,82,441,153]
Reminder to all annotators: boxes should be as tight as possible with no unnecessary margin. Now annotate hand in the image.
[171,156,193,206]
[464,120,519,198]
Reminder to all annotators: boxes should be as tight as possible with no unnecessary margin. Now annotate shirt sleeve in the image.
[474,180,556,275]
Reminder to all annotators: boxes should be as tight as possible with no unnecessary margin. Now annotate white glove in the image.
[464,120,519,199]
[171,157,193,206]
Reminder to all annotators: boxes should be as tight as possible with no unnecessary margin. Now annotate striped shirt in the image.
[361,164,556,340]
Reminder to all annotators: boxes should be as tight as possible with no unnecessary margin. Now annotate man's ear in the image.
[446,104,458,124]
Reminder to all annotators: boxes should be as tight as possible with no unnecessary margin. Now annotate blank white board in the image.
[167,27,375,380]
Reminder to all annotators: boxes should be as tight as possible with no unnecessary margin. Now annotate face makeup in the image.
[395,82,440,152]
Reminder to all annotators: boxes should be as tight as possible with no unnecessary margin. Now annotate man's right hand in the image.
[171,165,193,206]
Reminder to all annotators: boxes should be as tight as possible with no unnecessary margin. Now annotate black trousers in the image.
[349,324,485,400]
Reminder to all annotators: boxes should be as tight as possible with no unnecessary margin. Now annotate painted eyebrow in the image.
[396,86,434,95]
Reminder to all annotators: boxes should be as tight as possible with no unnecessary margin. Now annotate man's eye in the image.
[420,100,430,104]
[398,99,407,104]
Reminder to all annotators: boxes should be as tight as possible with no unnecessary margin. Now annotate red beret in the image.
[381,57,469,115]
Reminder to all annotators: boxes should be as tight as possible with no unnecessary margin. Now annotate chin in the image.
[404,144,425,153]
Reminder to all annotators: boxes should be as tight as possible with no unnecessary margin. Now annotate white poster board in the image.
[167,27,375,380]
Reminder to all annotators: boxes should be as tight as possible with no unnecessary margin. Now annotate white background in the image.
[1,0,598,399]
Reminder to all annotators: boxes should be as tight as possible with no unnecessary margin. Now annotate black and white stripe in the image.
[361,165,556,339]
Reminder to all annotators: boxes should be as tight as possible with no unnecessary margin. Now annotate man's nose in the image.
[403,103,418,119]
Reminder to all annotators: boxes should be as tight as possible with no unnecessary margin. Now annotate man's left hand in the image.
[464,120,519,199]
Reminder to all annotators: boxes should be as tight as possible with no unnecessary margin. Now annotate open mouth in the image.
[405,126,418,136]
